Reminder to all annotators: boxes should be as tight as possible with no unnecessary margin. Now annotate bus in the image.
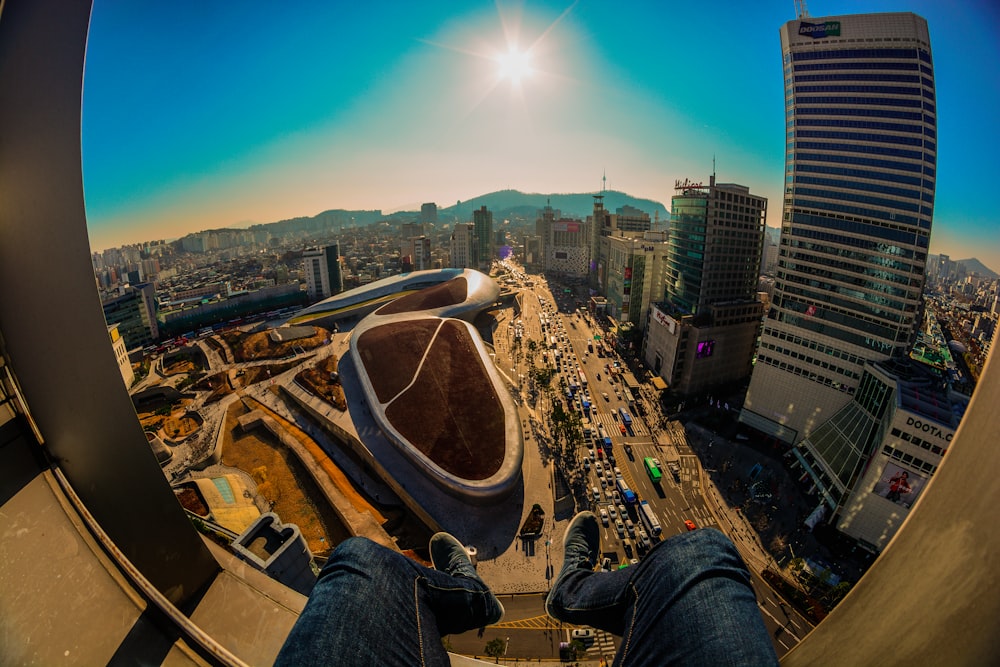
[638,500,662,537]
[643,457,662,484]
[618,407,633,427]
[550,336,558,349]
[616,478,637,505]
[578,369,588,389]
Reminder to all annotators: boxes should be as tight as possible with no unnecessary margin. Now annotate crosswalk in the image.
[589,628,617,661]
[587,411,650,437]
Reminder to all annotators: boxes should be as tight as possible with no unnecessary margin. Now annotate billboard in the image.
[552,221,580,233]
[872,462,927,508]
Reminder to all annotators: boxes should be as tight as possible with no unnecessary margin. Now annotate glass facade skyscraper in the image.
[473,205,493,270]
[741,12,936,444]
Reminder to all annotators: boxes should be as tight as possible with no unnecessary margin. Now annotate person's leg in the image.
[547,515,777,666]
[545,511,634,635]
[275,536,503,667]
[610,528,777,666]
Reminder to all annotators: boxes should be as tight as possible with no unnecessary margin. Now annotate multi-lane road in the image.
[484,264,811,659]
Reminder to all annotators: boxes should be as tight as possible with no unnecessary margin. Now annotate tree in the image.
[484,637,505,663]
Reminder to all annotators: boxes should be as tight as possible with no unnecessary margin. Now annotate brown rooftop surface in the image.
[357,319,438,403]
[375,276,469,315]
[359,319,505,480]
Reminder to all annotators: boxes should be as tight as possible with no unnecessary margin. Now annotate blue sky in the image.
[83,0,1000,272]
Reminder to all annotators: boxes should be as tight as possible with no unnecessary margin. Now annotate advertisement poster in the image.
[872,462,927,508]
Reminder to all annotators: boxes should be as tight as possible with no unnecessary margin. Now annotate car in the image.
[622,539,633,558]
[588,448,595,460]
[608,505,617,520]
[630,558,640,566]
[592,487,600,501]
[624,443,634,460]
[600,558,613,572]
[615,520,625,537]
[572,628,595,642]
[652,457,663,470]
[602,391,609,401]
[600,476,608,488]
[599,508,609,525]
[612,490,621,503]
[607,454,616,467]
[596,372,601,380]
[618,503,627,518]
[604,469,613,482]
[624,518,635,533]
[595,461,603,474]
[684,519,698,531]
[614,466,622,478]
[583,459,591,471]
[619,423,627,435]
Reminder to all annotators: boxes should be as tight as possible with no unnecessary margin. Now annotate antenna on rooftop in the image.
[602,169,607,193]
[794,0,809,18]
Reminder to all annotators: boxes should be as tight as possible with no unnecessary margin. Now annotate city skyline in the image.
[82,1,1000,271]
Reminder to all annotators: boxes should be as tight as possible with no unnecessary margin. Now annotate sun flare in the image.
[496,49,532,83]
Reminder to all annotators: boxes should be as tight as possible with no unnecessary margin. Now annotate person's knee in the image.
[320,536,398,579]
[642,528,744,579]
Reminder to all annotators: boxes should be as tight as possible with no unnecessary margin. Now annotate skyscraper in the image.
[302,243,343,301]
[740,12,936,444]
[472,205,493,270]
[644,177,766,396]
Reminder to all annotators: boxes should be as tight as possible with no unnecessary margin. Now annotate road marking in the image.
[757,602,802,643]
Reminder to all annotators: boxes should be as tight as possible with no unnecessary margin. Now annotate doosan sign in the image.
[799,21,841,38]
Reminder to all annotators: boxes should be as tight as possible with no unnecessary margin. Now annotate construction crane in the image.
[794,0,809,19]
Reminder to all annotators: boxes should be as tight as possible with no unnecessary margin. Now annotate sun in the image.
[496,48,532,83]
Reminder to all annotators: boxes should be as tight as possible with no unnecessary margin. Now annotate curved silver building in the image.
[348,269,523,503]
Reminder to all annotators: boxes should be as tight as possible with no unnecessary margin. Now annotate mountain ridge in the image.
[438,189,670,222]
[930,255,998,279]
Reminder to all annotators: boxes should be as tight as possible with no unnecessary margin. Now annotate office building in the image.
[101,282,159,349]
[420,202,437,224]
[536,203,590,277]
[643,177,766,396]
[604,233,669,330]
[402,236,432,271]
[472,205,493,270]
[450,223,475,269]
[741,12,936,444]
[302,243,343,302]
[589,198,652,294]
[108,323,134,388]
[400,222,426,242]
[794,358,966,553]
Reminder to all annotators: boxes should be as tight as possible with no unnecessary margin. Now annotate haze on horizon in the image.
[82,0,1000,273]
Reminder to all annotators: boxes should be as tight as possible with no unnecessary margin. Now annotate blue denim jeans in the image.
[546,527,779,666]
[275,537,501,666]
